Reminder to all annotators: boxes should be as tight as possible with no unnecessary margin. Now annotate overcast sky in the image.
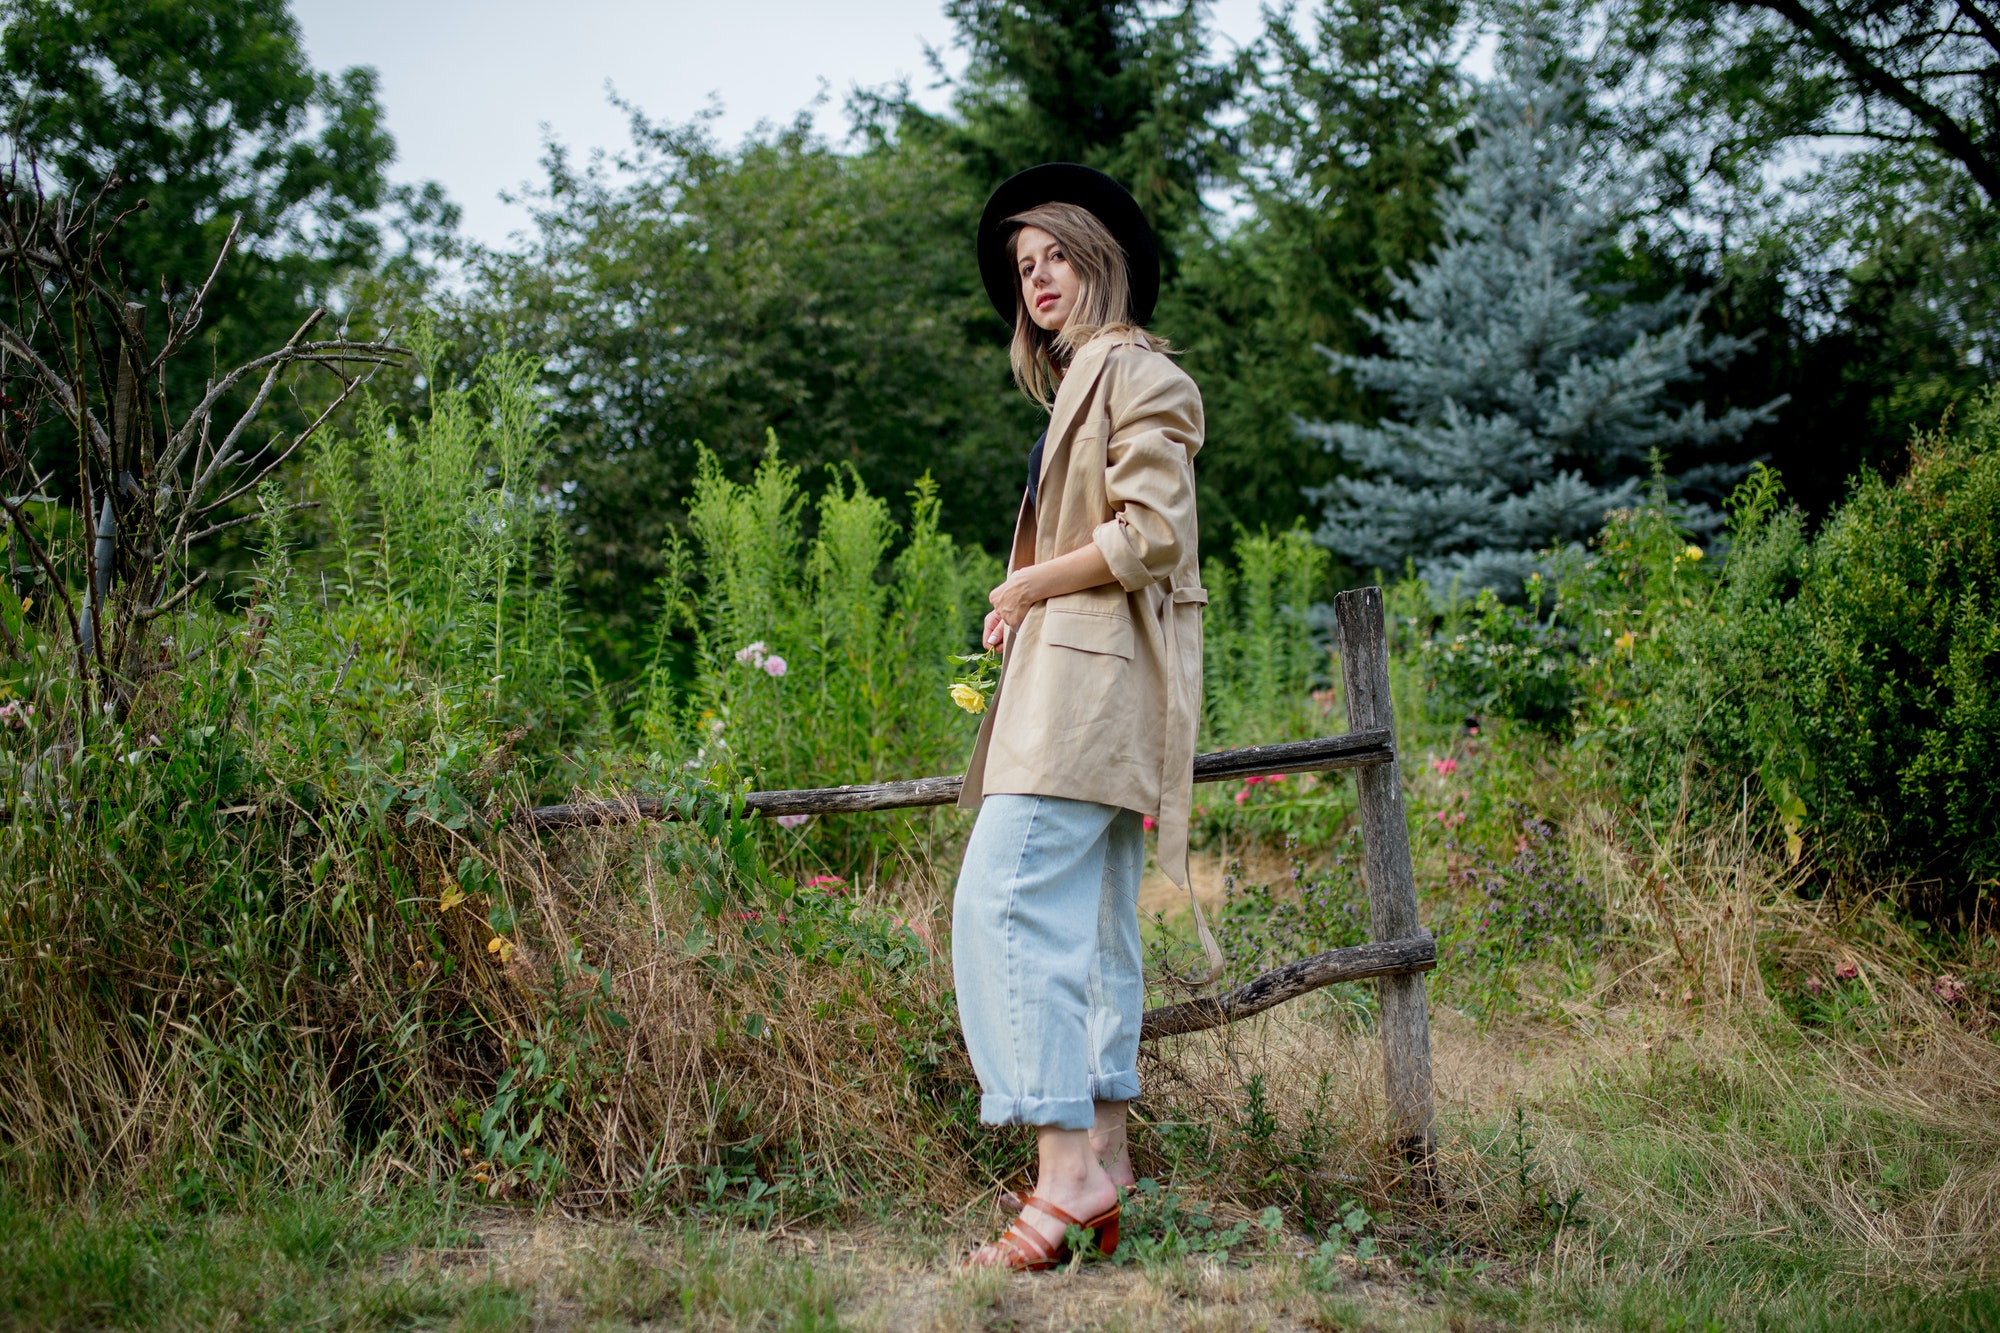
[292,0,1272,251]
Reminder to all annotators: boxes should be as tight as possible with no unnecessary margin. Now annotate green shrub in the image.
[1392,402,2000,909]
[1625,395,2000,905]
[0,339,618,1197]
[1421,580,1580,733]
[1408,483,1717,739]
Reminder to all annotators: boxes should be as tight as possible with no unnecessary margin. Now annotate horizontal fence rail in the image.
[1139,934,1437,1042]
[516,728,1394,832]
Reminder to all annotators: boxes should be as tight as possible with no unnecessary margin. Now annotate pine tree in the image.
[884,0,1236,253]
[1171,0,1469,540]
[1305,31,1777,595]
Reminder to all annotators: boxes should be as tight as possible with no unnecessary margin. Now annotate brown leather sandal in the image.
[971,1193,1122,1270]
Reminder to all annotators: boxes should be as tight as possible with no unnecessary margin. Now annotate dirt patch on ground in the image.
[1138,847,1303,921]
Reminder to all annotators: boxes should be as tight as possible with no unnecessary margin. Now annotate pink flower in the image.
[1803,975,1824,995]
[1142,815,1156,831]
[1234,788,1250,806]
[763,655,788,678]
[1933,973,1966,1005]
[735,910,761,922]
[807,875,844,887]
[734,641,769,667]
[1431,757,1458,776]
[775,813,809,829]
[1834,961,1859,981]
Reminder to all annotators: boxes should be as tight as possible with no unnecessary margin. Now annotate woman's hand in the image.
[988,570,1042,634]
[982,608,1007,650]
[987,544,1119,637]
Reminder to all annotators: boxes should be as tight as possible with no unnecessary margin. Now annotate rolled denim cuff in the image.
[1090,1070,1141,1103]
[980,1092,1095,1130]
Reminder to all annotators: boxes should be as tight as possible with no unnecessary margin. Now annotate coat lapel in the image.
[1037,330,1133,490]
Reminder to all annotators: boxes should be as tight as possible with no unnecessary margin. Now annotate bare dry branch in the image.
[134,569,210,623]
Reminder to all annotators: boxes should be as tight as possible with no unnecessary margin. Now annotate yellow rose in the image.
[949,682,987,714]
[1680,544,1704,561]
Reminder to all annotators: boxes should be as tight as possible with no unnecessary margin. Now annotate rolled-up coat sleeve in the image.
[1090,349,1204,591]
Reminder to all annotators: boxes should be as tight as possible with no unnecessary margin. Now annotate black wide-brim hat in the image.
[977,163,1159,327]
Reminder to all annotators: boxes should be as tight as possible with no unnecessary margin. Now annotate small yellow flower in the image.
[949,682,988,715]
[1615,631,1636,652]
[1680,544,1704,562]
[439,884,466,912]
[486,935,516,963]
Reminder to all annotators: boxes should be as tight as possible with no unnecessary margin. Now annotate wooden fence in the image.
[519,586,1436,1165]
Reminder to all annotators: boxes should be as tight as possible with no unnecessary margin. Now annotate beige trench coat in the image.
[958,327,1221,975]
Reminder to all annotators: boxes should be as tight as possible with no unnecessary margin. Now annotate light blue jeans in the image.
[952,794,1146,1130]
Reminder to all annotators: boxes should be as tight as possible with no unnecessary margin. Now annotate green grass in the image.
[0,1184,509,1331]
[1,1173,1994,1331]
[0,1186,869,1332]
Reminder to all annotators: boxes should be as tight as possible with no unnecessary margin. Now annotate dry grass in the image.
[447,796,2000,1306]
[448,815,986,1212]
[5,754,1999,1327]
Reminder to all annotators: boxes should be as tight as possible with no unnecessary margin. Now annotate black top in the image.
[1025,430,1047,511]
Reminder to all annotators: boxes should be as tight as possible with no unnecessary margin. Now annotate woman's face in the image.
[1015,224,1078,333]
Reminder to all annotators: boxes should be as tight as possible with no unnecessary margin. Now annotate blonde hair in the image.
[1004,202,1163,406]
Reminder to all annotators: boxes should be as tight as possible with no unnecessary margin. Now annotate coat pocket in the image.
[1041,605,1135,660]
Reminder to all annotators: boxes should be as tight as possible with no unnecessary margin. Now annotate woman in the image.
[954,164,1220,1272]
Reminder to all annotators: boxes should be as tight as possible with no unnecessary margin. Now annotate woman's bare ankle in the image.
[1018,1128,1118,1244]
[1091,1100,1136,1188]
[1091,1134,1135,1188]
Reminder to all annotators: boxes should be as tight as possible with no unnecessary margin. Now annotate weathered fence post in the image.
[1334,586,1436,1169]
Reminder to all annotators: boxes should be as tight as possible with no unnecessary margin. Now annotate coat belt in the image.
[1156,578,1222,985]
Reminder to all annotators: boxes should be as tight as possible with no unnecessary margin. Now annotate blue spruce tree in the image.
[1305,35,1778,595]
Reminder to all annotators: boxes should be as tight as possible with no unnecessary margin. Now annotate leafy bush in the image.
[1622,396,2000,906]
[1398,403,2000,911]
[645,446,994,786]
[1421,579,1581,733]
[1408,481,1718,738]
[0,332,643,1190]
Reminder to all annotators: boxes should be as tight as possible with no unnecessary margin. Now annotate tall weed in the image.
[0,341,608,1199]
[641,445,997,873]
[1200,525,1331,750]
